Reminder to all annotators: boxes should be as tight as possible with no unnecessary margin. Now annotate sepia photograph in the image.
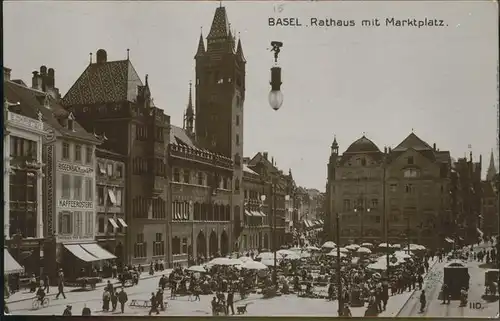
[2,0,499,318]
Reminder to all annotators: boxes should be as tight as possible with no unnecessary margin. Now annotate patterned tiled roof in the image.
[62,60,143,106]
[4,80,100,143]
[207,6,230,39]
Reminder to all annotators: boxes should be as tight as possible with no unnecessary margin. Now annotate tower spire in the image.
[185,81,195,134]
[195,31,205,58]
[486,149,497,181]
[236,34,245,62]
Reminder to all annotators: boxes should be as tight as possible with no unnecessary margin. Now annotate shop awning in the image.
[80,243,116,260]
[117,218,128,227]
[4,249,24,274]
[108,189,117,205]
[251,211,264,217]
[64,244,100,262]
[445,237,455,244]
[476,228,484,236]
[108,218,119,229]
[244,210,254,217]
[256,211,266,217]
[98,163,106,174]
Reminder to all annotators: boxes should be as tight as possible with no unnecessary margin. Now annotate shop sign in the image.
[58,235,93,241]
[57,162,94,175]
[58,199,93,209]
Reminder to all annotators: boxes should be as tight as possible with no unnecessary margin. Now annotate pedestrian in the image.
[118,287,128,313]
[43,275,50,293]
[111,290,118,311]
[148,292,159,315]
[211,296,218,316]
[227,290,235,315]
[56,277,66,299]
[82,303,91,316]
[417,274,423,290]
[102,289,111,311]
[63,305,72,316]
[112,262,118,279]
[419,290,426,313]
[156,288,164,311]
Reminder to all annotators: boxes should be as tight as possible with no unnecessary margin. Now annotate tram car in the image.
[443,260,469,300]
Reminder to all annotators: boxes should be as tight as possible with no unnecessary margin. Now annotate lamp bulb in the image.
[268,90,284,111]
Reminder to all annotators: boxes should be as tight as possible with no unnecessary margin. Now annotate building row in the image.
[3,6,305,280]
[324,134,498,249]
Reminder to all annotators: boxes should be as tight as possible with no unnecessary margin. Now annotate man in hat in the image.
[63,305,72,316]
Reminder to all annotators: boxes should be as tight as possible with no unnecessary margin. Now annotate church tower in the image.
[183,81,195,137]
[486,149,497,181]
[194,5,246,248]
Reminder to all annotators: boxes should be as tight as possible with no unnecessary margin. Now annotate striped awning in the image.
[4,249,24,274]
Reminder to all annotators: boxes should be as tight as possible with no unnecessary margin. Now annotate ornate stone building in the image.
[168,84,233,266]
[481,151,498,237]
[193,6,246,250]
[326,133,452,249]
[95,148,127,266]
[241,162,270,251]
[246,152,293,249]
[5,67,103,279]
[62,50,170,266]
[326,136,385,244]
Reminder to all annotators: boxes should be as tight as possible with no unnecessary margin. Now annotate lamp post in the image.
[336,212,343,316]
[405,216,411,253]
[383,151,390,277]
[268,41,284,111]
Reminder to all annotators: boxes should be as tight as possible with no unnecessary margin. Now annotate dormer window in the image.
[67,112,75,131]
[407,156,414,165]
[217,78,223,84]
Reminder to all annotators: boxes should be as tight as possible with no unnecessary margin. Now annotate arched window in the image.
[201,203,207,221]
[235,178,240,191]
[219,205,224,222]
[226,205,231,221]
[214,204,219,221]
[194,202,201,220]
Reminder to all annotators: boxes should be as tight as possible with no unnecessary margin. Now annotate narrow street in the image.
[398,259,499,317]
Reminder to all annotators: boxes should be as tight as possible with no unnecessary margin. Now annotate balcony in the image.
[169,144,233,170]
[152,177,164,196]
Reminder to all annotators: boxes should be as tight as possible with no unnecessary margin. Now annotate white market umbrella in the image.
[357,247,372,254]
[256,252,275,260]
[322,241,337,249]
[260,258,278,266]
[378,243,390,248]
[238,256,254,263]
[305,245,321,251]
[242,261,268,270]
[393,251,412,259]
[391,244,401,249]
[345,244,360,251]
[300,252,312,258]
[187,265,207,273]
[339,247,349,253]
[326,250,347,258]
[361,242,373,248]
[208,257,242,266]
[368,259,399,271]
[282,253,301,260]
[277,249,295,257]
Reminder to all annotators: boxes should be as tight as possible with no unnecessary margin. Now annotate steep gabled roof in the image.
[170,125,203,151]
[248,152,278,173]
[62,60,143,106]
[4,80,99,143]
[393,132,432,152]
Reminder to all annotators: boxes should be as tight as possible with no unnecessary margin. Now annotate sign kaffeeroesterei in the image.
[58,199,93,209]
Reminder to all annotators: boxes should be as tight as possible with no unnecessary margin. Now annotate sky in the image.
[3,1,499,190]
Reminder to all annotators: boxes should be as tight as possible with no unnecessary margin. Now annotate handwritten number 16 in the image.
[274,4,284,13]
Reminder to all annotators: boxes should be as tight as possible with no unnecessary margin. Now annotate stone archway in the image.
[196,231,206,257]
[220,231,229,256]
[263,233,269,250]
[209,231,218,256]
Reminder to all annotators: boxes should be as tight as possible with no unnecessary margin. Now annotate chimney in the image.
[384,147,387,154]
[47,68,55,88]
[263,152,268,160]
[433,143,436,151]
[388,147,392,153]
[3,67,11,80]
[31,71,42,90]
[96,49,107,64]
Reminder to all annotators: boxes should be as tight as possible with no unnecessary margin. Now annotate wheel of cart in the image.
[32,297,49,310]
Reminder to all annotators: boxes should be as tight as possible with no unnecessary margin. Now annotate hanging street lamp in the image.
[268,41,284,111]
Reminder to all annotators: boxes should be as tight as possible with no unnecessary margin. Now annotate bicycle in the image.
[32,297,50,310]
